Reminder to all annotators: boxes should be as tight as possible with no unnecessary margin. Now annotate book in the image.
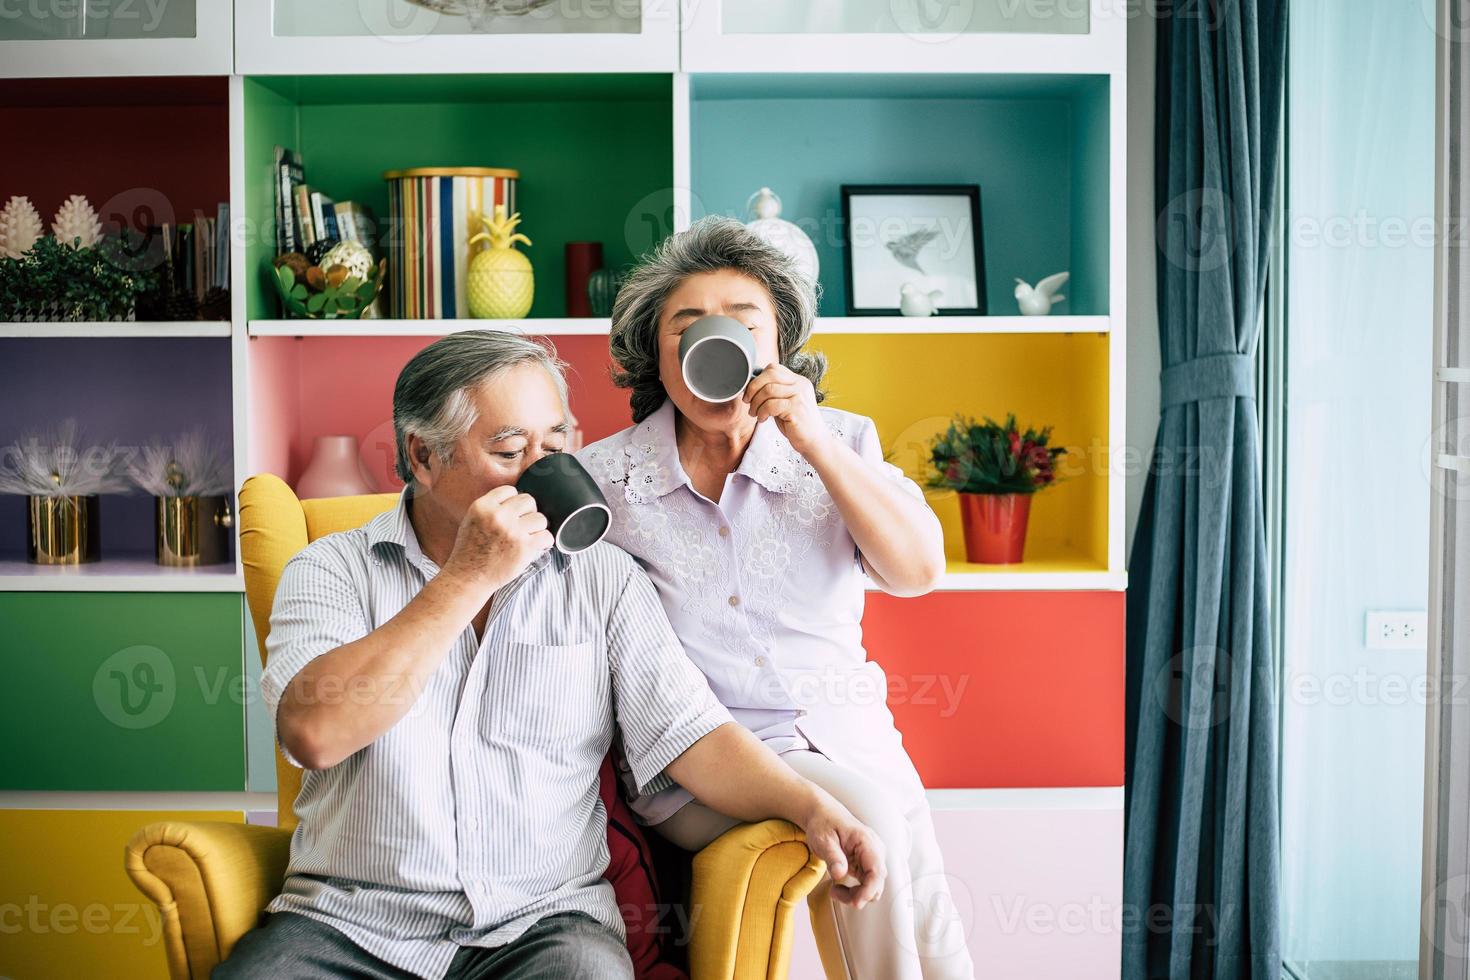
[334,201,358,243]
[275,146,304,253]
[216,202,230,289]
[178,224,195,298]
[311,191,339,244]
[333,201,380,253]
[295,185,316,249]
[192,211,206,301]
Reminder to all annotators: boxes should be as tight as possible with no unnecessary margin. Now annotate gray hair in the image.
[393,330,569,488]
[609,215,826,423]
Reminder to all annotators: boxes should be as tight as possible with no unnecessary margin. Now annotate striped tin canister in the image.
[384,167,519,319]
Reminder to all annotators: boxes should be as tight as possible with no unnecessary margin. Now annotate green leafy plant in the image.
[0,234,157,322]
[271,258,385,320]
[927,414,1066,495]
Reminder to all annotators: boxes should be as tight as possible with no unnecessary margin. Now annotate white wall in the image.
[1125,12,1160,554]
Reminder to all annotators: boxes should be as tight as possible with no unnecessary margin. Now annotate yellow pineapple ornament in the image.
[467,204,534,319]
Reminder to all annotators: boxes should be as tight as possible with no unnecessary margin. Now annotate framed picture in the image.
[840,184,986,316]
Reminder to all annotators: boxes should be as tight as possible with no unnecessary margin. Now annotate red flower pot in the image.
[958,492,1032,564]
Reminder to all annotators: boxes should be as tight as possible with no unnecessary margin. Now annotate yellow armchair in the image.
[125,473,825,980]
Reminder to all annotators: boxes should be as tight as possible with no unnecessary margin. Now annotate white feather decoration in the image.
[0,419,132,497]
[127,427,233,497]
[0,195,44,260]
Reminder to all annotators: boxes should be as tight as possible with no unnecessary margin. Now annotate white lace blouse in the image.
[577,399,937,824]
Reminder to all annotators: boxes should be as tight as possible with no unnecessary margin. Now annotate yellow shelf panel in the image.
[0,808,244,979]
[812,332,1112,570]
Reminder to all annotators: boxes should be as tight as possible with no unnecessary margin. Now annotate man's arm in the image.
[664,723,887,908]
[272,563,484,769]
[272,485,550,769]
[606,566,886,908]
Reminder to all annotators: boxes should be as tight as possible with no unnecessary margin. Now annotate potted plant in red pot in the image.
[927,414,1066,564]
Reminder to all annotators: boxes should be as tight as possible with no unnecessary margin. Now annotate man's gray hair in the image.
[609,215,826,423]
[393,330,569,488]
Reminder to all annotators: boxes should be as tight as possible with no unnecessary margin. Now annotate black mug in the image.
[515,452,612,555]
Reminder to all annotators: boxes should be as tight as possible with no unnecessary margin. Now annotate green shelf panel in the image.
[0,592,245,791]
[243,73,676,320]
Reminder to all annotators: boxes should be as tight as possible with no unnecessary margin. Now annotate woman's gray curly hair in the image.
[609,215,826,423]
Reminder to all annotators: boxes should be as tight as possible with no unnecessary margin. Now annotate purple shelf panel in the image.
[0,337,234,560]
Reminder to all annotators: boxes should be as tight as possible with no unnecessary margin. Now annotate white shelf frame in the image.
[813,315,1110,335]
[913,569,1128,592]
[0,321,230,338]
[925,786,1124,811]
[0,787,1120,813]
[0,557,244,592]
[245,314,1109,337]
[0,0,232,77]
[0,791,275,810]
[246,317,613,337]
[234,0,678,75]
[680,0,1126,75]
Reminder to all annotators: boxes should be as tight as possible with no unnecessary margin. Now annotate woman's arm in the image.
[745,366,946,597]
[665,722,887,908]
[804,435,946,596]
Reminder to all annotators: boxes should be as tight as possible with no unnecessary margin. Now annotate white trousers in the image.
[652,749,975,980]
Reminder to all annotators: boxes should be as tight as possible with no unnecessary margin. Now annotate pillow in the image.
[599,754,689,980]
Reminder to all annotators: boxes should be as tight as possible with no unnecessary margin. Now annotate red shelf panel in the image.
[865,589,1124,788]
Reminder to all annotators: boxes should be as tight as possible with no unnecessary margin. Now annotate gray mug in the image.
[514,452,612,555]
[678,315,766,403]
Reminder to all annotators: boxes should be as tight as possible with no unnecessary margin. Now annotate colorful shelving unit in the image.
[0,2,1126,976]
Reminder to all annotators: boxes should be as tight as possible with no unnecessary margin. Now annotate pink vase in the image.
[296,435,378,499]
[958,492,1032,564]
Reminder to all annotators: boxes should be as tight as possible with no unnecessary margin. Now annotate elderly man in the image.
[214,330,885,980]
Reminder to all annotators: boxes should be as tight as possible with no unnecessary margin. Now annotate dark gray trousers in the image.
[212,910,634,980]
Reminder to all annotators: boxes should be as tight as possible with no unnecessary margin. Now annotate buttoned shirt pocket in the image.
[485,639,606,749]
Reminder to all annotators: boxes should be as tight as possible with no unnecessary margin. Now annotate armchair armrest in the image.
[125,821,292,980]
[688,819,826,980]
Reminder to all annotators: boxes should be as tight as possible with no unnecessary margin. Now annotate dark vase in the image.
[564,241,603,317]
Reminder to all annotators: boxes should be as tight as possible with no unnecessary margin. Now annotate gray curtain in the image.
[1123,3,1289,978]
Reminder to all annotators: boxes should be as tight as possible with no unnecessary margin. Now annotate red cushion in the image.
[599,755,688,980]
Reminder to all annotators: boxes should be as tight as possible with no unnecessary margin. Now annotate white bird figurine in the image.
[899,282,943,317]
[1014,271,1070,316]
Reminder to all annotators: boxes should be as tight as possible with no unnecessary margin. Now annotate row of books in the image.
[128,207,232,320]
[173,206,230,300]
[274,145,379,255]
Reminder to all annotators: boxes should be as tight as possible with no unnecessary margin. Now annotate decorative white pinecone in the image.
[0,196,44,260]
[52,194,103,250]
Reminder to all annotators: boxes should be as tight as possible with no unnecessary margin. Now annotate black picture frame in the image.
[840,183,987,316]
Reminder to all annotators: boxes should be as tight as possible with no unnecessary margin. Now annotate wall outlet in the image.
[1365,610,1429,650]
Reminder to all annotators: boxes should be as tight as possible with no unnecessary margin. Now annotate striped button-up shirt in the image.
[259,484,733,979]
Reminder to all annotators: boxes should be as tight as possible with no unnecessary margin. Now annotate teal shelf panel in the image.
[0,592,245,791]
[689,73,1110,318]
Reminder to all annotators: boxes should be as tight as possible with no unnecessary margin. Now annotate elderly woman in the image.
[577,217,975,980]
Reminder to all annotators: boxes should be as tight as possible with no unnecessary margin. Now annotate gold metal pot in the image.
[156,495,234,567]
[27,494,100,564]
